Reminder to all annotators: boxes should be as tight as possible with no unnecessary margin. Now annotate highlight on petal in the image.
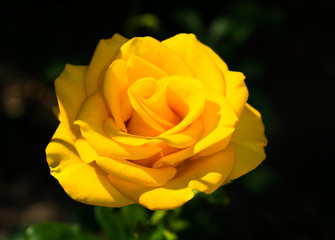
[85,33,128,96]
[119,36,193,77]
[226,103,267,181]
[74,91,161,159]
[108,147,234,210]
[46,122,134,207]
[54,64,87,140]
[163,33,226,94]
[204,45,248,116]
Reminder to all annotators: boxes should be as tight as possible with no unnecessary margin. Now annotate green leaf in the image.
[24,222,102,240]
[150,211,167,225]
[162,229,178,240]
[120,204,149,231]
[147,224,165,240]
[94,207,129,240]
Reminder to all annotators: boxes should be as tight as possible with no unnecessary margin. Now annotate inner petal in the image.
[103,59,132,132]
[127,78,176,135]
[127,54,169,81]
[140,78,181,127]
[160,76,206,137]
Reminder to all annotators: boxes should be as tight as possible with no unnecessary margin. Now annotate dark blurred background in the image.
[0,0,334,239]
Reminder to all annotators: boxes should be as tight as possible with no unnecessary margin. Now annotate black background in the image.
[1,0,334,239]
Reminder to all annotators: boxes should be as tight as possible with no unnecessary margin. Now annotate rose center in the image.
[126,78,181,137]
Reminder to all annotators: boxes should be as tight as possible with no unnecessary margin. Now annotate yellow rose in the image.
[46,33,267,210]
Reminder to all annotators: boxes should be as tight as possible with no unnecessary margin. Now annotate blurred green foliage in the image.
[4,205,191,240]
[5,222,103,240]
[94,205,190,240]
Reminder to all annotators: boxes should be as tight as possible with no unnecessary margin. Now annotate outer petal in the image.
[108,147,234,210]
[162,33,225,94]
[204,45,248,116]
[226,104,267,181]
[46,122,134,207]
[85,33,128,96]
[55,64,87,140]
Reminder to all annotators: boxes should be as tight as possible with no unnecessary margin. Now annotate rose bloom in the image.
[46,33,267,210]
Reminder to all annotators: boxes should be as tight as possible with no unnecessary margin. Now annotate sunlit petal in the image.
[85,34,128,96]
[55,64,87,140]
[108,147,234,210]
[75,91,161,159]
[46,122,134,207]
[226,104,267,181]
[163,33,225,94]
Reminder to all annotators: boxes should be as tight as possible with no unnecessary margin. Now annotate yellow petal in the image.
[95,156,176,187]
[157,119,203,148]
[105,117,203,149]
[193,87,238,155]
[204,45,248,116]
[127,54,168,81]
[55,64,87,140]
[74,91,161,159]
[224,70,249,116]
[127,78,167,133]
[226,104,267,181]
[120,36,193,77]
[46,122,134,207]
[74,137,98,164]
[85,33,128,96]
[163,33,225,94]
[152,147,194,168]
[126,111,162,137]
[108,147,234,210]
[52,106,60,120]
[160,76,206,136]
[103,59,131,132]
[154,87,238,167]
[140,78,181,127]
